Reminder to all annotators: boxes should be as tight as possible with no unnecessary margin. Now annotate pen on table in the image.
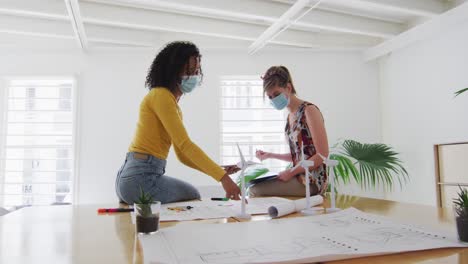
[167,206,193,211]
[97,208,133,213]
[211,197,230,201]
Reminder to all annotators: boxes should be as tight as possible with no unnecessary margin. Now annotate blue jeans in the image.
[115,152,201,204]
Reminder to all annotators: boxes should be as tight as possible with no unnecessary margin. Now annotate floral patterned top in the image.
[285,102,328,195]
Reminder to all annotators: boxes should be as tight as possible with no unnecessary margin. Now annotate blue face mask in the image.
[180,75,201,93]
[270,93,290,110]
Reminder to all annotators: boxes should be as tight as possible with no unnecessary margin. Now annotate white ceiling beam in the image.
[321,0,448,18]
[0,14,73,39]
[83,0,282,26]
[249,0,319,55]
[79,1,378,49]
[294,7,401,38]
[0,3,376,50]
[0,19,360,52]
[84,0,399,38]
[0,0,379,47]
[84,23,160,47]
[0,14,155,48]
[363,2,468,61]
[277,0,448,18]
[0,0,380,50]
[0,0,68,20]
[64,0,88,50]
[0,32,81,51]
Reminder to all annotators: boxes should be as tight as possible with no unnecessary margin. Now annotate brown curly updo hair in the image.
[262,66,297,96]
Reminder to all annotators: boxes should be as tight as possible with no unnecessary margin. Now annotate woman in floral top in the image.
[250,66,329,197]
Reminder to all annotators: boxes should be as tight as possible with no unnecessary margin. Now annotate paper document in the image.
[157,197,304,222]
[139,207,467,264]
[160,200,235,222]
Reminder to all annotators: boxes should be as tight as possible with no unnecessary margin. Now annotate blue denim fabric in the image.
[115,152,200,204]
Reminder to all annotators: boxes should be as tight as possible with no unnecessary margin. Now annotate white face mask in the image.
[270,93,290,110]
[180,75,201,93]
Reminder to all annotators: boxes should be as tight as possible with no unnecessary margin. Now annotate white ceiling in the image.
[0,0,466,58]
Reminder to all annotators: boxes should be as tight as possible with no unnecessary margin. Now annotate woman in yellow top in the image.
[115,41,241,204]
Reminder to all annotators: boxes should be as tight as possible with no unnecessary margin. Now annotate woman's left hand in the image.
[277,170,295,182]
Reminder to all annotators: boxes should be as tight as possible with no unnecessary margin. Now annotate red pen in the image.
[97,208,133,213]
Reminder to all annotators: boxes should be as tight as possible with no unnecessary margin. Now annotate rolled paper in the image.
[268,195,324,218]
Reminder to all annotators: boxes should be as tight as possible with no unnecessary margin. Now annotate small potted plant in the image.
[453,186,468,242]
[134,187,161,234]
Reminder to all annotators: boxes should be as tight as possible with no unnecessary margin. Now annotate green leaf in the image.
[330,154,359,185]
[454,88,468,97]
[236,167,269,188]
[453,185,468,207]
[136,185,154,205]
[334,140,408,191]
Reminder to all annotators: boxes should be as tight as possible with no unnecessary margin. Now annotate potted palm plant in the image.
[329,139,408,191]
[134,187,160,234]
[453,186,468,242]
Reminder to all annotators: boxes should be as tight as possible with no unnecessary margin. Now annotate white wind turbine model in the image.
[235,143,260,219]
[293,144,320,215]
[319,153,341,213]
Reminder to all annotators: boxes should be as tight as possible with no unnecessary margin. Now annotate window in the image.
[0,78,76,207]
[220,76,289,172]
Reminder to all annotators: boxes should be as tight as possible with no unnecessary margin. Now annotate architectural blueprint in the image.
[139,207,467,264]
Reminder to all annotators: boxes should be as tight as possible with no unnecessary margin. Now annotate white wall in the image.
[0,48,381,204]
[379,20,468,205]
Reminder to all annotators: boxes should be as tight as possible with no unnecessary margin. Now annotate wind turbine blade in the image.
[292,163,301,171]
[318,153,327,161]
[236,143,246,166]
[301,144,305,162]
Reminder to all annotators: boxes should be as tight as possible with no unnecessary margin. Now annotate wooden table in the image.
[1,195,467,263]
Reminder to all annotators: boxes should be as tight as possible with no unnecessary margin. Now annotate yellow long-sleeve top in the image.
[128,87,225,181]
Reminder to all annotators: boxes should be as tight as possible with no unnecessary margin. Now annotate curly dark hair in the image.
[145,41,203,92]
